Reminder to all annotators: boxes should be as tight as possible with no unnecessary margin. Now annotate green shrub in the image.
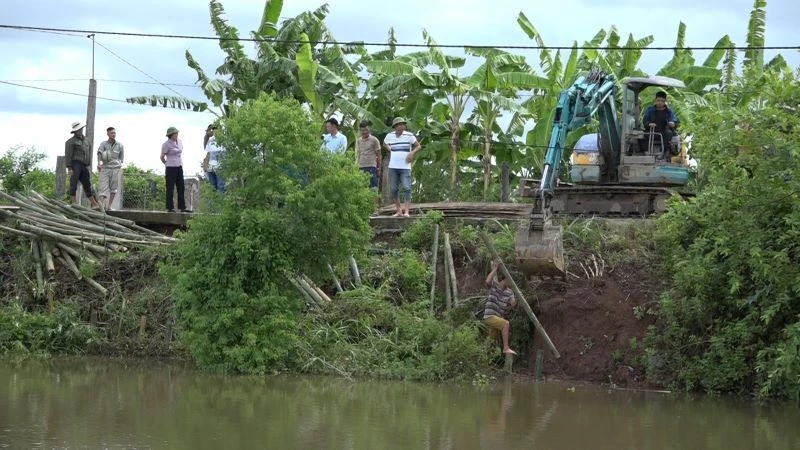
[0,302,101,355]
[647,70,800,400]
[164,93,374,375]
[362,248,431,304]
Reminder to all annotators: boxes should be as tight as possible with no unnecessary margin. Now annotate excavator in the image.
[515,69,692,278]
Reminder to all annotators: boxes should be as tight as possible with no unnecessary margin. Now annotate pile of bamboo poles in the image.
[0,191,176,297]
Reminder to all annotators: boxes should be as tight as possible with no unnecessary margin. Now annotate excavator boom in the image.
[516,70,618,278]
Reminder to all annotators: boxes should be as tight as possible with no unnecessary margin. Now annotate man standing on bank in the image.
[160,126,190,213]
[356,121,381,214]
[65,121,101,209]
[97,126,124,211]
[383,117,420,217]
[321,117,347,154]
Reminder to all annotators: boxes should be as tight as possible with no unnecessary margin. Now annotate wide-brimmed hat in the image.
[70,121,85,133]
[391,117,407,128]
[166,126,179,137]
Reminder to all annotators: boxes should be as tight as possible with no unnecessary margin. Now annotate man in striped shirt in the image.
[382,117,421,217]
[483,259,518,355]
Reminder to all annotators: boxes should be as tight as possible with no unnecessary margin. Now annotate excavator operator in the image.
[639,91,680,160]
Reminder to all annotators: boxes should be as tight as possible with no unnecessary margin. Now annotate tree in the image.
[651,68,800,399]
[164,93,374,374]
[0,146,54,197]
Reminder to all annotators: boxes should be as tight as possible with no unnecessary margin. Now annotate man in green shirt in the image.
[65,121,101,209]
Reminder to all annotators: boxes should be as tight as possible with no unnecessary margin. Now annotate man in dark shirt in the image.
[482,259,518,355]
[641,91,680,160]
[65,121,101,209]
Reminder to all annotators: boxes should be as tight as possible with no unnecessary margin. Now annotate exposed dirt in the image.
[531,269,658,386]
[449,242,663,387]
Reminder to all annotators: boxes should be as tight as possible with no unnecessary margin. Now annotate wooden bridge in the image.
[104,202,533,235]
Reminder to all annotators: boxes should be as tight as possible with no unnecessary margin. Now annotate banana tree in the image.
[126,1,343,118]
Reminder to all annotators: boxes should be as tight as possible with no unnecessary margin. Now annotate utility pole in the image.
[81,33,97,206]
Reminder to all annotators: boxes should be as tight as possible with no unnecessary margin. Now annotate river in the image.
[1,357,798,449]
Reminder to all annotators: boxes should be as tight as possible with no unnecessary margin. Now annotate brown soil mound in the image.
[532,271,658,386]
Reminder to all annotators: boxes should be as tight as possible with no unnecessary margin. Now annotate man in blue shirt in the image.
[641,91,679,160]
[321,118,347,154]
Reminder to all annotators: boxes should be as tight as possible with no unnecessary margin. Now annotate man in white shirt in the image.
[321,117,347,154]
[383,117,421,217]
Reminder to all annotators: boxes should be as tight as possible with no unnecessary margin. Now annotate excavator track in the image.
[520,182,693,218]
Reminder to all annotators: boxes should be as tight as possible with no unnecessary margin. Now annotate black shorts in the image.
[360,166,379,189]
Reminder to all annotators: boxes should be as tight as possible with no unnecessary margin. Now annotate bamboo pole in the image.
[429,224,440,313]
[349,256,362,287]
[17,222,108,255]
[443,232,458,307]
[327,263,343,293]
[0,224,36,238]
[480,232,560,359]
[43,242,55,275]
[31,239,44,300]
[56,255,81,279]
[443,238,452,310]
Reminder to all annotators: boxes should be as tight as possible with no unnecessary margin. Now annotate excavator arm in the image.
[517,70,619,278]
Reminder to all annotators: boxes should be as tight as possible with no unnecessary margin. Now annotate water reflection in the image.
[1,357,798,449]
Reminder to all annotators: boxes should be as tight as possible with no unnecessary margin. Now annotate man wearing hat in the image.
[64,121,101,209]
[382,117,421,217]
[160,126,190,212]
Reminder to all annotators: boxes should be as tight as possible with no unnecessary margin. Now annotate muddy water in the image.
[1,358,798,450]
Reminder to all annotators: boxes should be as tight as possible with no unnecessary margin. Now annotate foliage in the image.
[0,302,102,356]
[362,248,431,305]
[298,287,490,382]
[398,210,445,251]
[649,69,800,400]
[0,146,54,197]
[163,93,374,374]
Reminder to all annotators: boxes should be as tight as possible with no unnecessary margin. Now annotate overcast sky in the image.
[1,0,797,176]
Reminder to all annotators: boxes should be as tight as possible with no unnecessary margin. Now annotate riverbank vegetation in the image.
[1,0,798,399]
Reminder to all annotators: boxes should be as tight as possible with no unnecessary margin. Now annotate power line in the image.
[0,78,200,88]
[1,24,798,51]
[0,80,130,103]
[92,39,191,99]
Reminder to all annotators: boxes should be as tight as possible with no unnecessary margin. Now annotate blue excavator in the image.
[515,69,691,278]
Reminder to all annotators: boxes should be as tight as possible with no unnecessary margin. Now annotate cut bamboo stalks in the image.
[327,263,343,293]
[31,239,44,300]
[349,256,362,287]
[297,277,325,306]
[443,238,452,310]
[302,275,332,303]
[480,232,560,359]
[443,232,458,307]
[288,276,316,307]
[429,224,439,313]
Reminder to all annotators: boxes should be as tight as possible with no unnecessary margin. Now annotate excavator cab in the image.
[516,74,692,279]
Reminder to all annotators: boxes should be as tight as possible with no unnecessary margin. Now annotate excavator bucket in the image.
[515,222,565,278]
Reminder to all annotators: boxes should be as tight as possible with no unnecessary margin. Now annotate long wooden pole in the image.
[443,237,452,310]
[444,232,458,306]
[480,232,560,359]
[429,224,439,313]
